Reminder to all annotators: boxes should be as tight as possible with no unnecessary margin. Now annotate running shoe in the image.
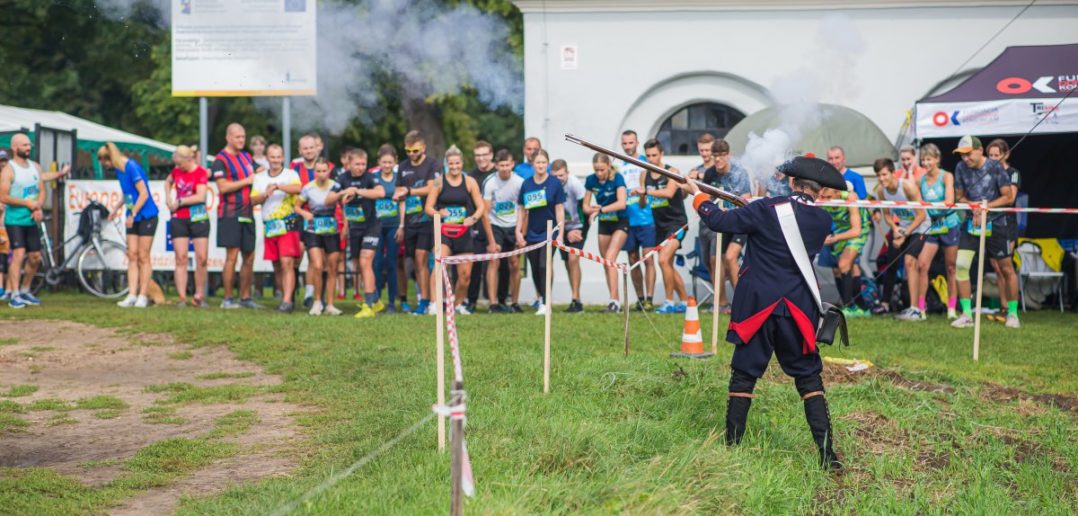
[871,304,891,315]
[134,296,149,308]
[531,299,541,310]
[354,303,375,319]
[510,303,523,313]
[655,301,680,314]
[565,300,584,313]
[634,300,646,312]
[951,313,974,328]
[221,297,240,309]
[175,300,188,309]
[947,308,957,320]
[8,295,26,309]
[193,298,210,309]
[719,304,733,315]
[489,303,510,314]
[372,300,386,313]
[19,292,41,306]
[239,299,261,309]
[675,302,687,314]
[401,301,413,313]
[427,302,438,315]
[383,304,397,314]
[895,307,925,321]
[1005,315,1021,329]
[643,299,655,312]
[0,291,8,302]
[464,302,477,314]
[535,304,547,316]
[353,293,363,301]
[309,300,324,316]
[412,299,430,315]
[455,304,473,315]
[117,295,137,308]
[303,296,314,309]
[323,304,343,316]
[606,301,621,313]
[277,302,294,313]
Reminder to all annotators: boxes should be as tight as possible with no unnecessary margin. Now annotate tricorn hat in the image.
[777,156,847,191]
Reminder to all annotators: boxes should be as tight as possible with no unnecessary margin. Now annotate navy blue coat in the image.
[697,194,832,354]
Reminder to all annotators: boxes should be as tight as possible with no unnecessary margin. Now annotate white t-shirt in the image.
[252,169,300,221]
[561,174,586,230]
[484,173,524,228]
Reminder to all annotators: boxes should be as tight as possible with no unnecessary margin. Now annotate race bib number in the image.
[445,206,467,224]
[599,211,619,222]
[189,204,209,223]
[405,196,423,215]
[649,196,669,208]
[238,216,254,223]
[376,199,398,219]
[523,189,547,210]
[495,200,515,217]
[124,194,135,212]
[23,184,39,199]
[264,218,287,238]
[344,205,366,223]
[967,218,992,237]
[626,194,640,206]
[308,215,338,235]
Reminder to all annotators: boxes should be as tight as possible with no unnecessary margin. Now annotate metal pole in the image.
[282,97,292,163]
[199,97,208,166]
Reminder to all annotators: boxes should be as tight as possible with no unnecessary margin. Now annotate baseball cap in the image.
[0,150,9,160]
[953,135,982,154]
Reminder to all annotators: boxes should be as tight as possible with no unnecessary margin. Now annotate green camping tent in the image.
[723,103,896,168]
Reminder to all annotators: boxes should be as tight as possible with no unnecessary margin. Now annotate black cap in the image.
[777,156,847,191]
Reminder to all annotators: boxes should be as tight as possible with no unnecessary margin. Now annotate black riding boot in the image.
[726,368,757,446]
[725,396,752,445]
[803,395,842,470]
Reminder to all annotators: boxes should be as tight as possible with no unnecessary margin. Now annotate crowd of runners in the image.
[0,126,1024,327]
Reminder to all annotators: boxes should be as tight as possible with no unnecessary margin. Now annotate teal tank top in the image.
[4,159,39,226]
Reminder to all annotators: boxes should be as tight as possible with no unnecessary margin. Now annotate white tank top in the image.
[881,179,930,234]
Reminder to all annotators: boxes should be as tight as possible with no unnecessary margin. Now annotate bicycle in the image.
[31,200,129,299]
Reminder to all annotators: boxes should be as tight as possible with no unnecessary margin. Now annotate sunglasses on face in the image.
[405,147,423,153]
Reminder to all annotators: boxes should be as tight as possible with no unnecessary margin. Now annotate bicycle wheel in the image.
[77,240,130,299]
[29,271,47,295]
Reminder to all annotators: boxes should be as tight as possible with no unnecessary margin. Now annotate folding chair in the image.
[1017,241,1066,312]
[684,237,714,307]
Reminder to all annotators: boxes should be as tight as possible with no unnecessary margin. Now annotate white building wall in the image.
[508,1,1078,306]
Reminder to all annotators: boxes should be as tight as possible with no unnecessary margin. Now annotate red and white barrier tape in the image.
[552,240,627,271]
[432,265,475,497]
[795,197,1078,214]
[629,224,688,271]
[435,238,548,265]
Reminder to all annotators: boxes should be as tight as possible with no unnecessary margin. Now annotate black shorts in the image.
[598,218,629,236]
[305,231,341,253]
[126,216,159,237]
[0,254,7,274]
[170,218,209,239]
[4,224,42,252]
[217,217,256,253]
[443,231,474,256]
[656,223,687,250]
[559,227,586,261]
[959,230,1014,259]
[348,226,381,259]
[492,225,517,252]
[404,224,434,256]
[890,232,926,258]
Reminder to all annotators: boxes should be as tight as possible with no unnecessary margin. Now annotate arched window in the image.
[655,102,745,155]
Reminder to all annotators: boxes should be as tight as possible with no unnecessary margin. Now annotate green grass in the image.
[75,395,128,411]
[27,398,73,412]
[0,413,30,432]
[3,385,38,398]
[207,410,259,438]
[2,294,1076,514]
[45,414,77,427]
[0,400,25,414]
[168,351,194,360]
[0,337,18,346]
[141,405,185,425]
[195,371,256,380]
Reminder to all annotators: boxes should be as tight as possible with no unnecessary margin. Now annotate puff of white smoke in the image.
[270,0,523,134]
[738,13,864,182]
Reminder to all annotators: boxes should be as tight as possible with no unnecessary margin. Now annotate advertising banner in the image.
[915,98,1078,139]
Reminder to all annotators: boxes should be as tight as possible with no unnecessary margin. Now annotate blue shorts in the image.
[623,225,656,253]
[923,226,959,248]
[817,244,838,267]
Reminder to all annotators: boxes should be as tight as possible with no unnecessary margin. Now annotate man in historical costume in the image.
[687,156,847,470]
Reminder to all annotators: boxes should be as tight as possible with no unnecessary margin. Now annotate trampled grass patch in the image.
[3,294,1076,513]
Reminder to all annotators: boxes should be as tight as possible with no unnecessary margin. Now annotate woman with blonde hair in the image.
[166,145,210,307]
[97,142,159,308]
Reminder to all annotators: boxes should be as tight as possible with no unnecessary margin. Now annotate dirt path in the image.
[0,320,306,514]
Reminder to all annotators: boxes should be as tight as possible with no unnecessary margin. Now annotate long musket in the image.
[564,134,747,207]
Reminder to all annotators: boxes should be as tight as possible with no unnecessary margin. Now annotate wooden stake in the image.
[623,268,631,357]
[544,220,554,394]
[434,213,445,450]
[972,204,988,361]
[712,232,723,355]
[449,382,464,516]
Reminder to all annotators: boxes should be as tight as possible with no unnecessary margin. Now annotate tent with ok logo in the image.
[913,43,1078,239]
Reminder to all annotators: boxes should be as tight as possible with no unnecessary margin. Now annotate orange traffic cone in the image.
[671,297,714,359]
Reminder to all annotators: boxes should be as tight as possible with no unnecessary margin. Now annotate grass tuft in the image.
[146,383,261,405]
[75,396,128,411]
[195,371,256,380]
[27,398,74,412]
[207,410,259,438]
[3,385,38,398]
[167,351,194,360]
[0,413,30,432]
